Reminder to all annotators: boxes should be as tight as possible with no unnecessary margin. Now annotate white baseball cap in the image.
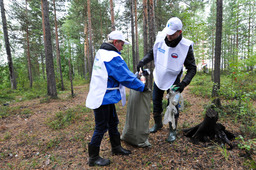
[163,17,182,35]
[108,31,130,44]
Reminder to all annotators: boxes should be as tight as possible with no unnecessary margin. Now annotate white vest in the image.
[153,32,193,90]
[86,49,126,109]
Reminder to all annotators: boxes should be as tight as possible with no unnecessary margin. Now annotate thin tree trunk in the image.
[25,0,33,88]
[68,39,74,97]
[148,0,155,89]
[212,0,223,107]
[87,0,93,77]
[53,0,64,90]
[143,0,148,57]
[0,0,17,89]
[110,0,115,31]
[83,10,88,80]
[134,0,139,65]
[41,0,57,98]
[130,0,136,73]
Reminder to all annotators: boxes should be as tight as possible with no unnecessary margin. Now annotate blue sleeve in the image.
[105,56,145,92]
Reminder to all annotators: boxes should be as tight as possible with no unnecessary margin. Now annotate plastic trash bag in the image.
[121,89,151,147]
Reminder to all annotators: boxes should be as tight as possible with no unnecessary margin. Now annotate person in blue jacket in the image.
[86,30,148,167]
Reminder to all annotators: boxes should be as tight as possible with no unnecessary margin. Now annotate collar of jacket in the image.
[100,42,121,54]
[164,33,182,48]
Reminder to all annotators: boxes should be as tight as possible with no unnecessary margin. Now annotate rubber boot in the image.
[110,134,131,155]
[88,143,110,166]
[166,122,176,143]
[149,114,163,133]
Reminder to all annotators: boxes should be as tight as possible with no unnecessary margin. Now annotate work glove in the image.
[175,82,186,93]
[137,61,144,72]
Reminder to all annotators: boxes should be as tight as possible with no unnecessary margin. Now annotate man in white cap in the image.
[86,30,148,166]
[137,17,197,143]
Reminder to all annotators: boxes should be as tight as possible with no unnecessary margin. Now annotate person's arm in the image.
[105,56,145,92]
[176,45,197,92]
[136,49,154,72]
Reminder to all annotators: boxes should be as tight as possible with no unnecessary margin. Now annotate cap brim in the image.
[163,27,176,35]
[123,40,130,45]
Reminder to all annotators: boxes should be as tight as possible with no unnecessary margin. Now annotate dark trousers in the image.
[152,82,179,118]
[90,104,120,147]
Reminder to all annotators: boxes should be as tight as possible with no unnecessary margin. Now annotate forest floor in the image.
[0,84,255,169]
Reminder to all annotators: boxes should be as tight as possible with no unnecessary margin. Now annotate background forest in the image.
[0,0,256,169]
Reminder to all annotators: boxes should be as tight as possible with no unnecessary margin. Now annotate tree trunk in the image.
[41,0,57,98]
[130,0,136,73]
[110,0,115,31]
[83,9,89,80]
[212,0,222,107]
[53,0,64,90]
[25,0,33,88]
[87,0,93,77]
[183,107,235,149]
[68,39,74,97]
[148,0,155,89]
[0,0,17,89]
[143,0,148,57]
[134,0,139,65]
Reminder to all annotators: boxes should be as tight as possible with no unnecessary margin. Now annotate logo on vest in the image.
[158,48,165,54]
[171,53,178,58]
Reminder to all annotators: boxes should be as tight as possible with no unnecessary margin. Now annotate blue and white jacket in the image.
[86,42,145,109]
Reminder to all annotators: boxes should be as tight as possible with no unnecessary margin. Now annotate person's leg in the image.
[108,104,131,155]
[88,105,110,166]
[150,82,165,133]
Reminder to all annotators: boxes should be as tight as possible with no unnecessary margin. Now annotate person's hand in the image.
[175,82,186,93]
[137,61,144,72]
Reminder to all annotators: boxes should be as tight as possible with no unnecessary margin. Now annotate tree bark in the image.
[0,0,17,89]
[212,0,222,107]
[83,8,89,80]
[53,0,64,90]
[25,0,33,88]
[147,0,155,89]
[110,0,115,31]
[134,0,139,66]
[41,0,57,98]
[130,0,136,73]
[183,107,235,149]
[87,0,93,77]
[143,0,148,57]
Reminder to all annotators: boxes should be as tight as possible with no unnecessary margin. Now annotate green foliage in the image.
[0,106,32,119]
[237,135,256,154]
[47,105,89,130]
[189,73,213,98]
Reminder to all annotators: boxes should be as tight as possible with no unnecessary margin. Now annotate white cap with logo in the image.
[163,17,182,35]
[108,31,130,45]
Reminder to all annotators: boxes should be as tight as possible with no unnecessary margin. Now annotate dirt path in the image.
[0,85,252,169]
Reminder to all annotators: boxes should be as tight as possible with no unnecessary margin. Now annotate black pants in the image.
[90,104,119,147]
[152,82,179,118]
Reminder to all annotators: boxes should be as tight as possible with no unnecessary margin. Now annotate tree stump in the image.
[183,107,235,149]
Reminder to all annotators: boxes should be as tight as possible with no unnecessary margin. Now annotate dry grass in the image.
[0,85,255,169]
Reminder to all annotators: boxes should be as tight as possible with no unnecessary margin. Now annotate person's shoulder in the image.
[180,37,193,46]
[155,31,166,44]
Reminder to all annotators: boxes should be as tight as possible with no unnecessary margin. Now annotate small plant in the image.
[237,135,256,154]
[217,145,230,161]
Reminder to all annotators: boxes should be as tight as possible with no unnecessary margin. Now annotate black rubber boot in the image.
[110,135,131,155]
[88,143,110,166]
[149,115,163,133]
[166,122,176,143]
